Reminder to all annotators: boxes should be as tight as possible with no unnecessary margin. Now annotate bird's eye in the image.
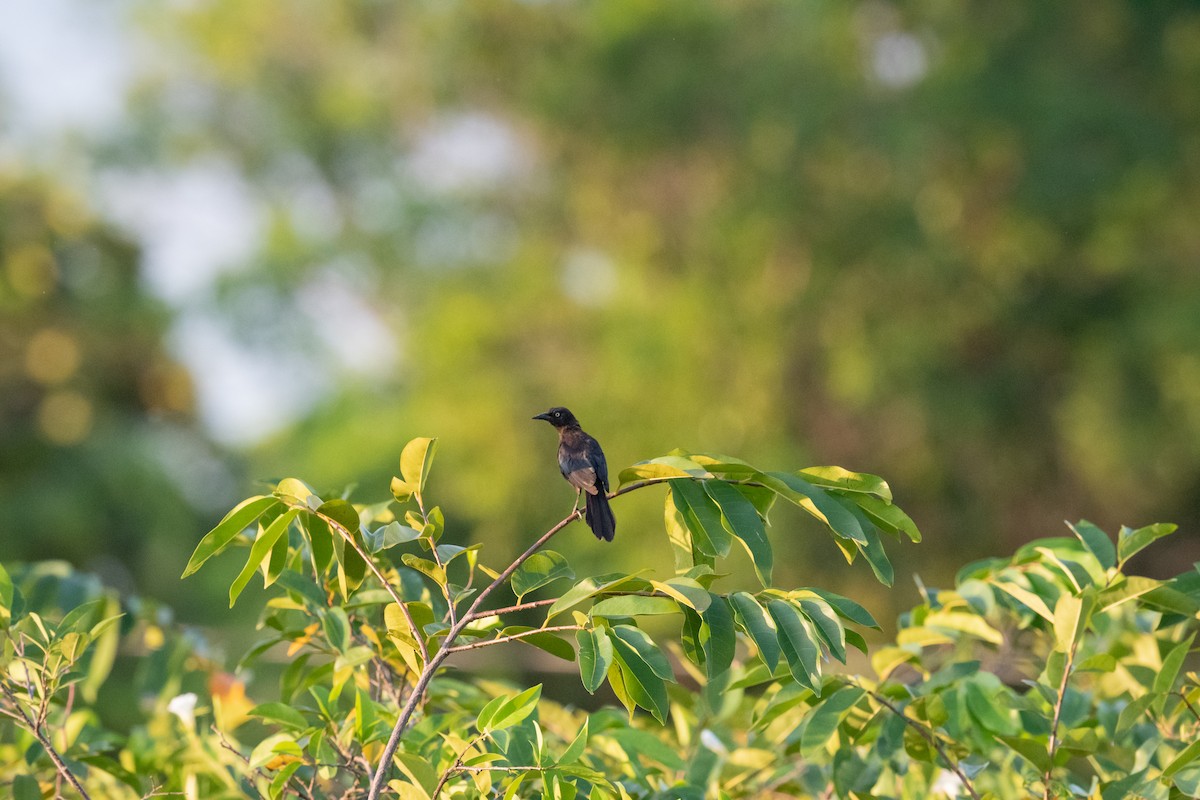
[553,411,561,418]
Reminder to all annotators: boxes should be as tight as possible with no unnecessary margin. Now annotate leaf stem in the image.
[466,597,559,621]
[863,685,982,800]
[444,625,583,654]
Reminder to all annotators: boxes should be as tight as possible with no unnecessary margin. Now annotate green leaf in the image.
[610,633,670,722]
[500,626,575,660]
[925,609,1004,645]
[804,588,881,629]
[400,437,438,497]
[229,509,302,607]
[1115,693,1155,735]
[798,597,846,663]
[847,494,921,542]
[617,456,712,488]
[999,736,1051,771]
[182,495,281,577]
[672,479,732,557]
[1153,635,1194,697]
[768,600,821,694]
[250,702,310,731]
[274,477,318,505]
[318,607,350,655]
[855,521,894,587]
[990,579,1055,622]
[557,717,590,766]
[730,592,780,671]
[1068,519,1116,571]
[576,628,614,693]
[1098,576,1161,612]
[303,515,334,575]
[964,679,1018,736]
[81,596,121,703]
[12,774,40,800]
[1164,739,1200,778]
[610,625,674,681]
[1116,523,1177,567]
[590,595,679,618]
[511,551,574,599]
[704,480,774,586]
[401,554,446,586]
[800,685,865,754]
[798,466,892,500]
[604,728,686,770]
[366,521,422,552]
[1053,593,1087,653]
[1141,585,1200,616]
[759,471,866,544]
[480,685,542,732]
[653,578,712,613]
[317,498,360,534]
[390,476,414,504]
[700,593,736,679]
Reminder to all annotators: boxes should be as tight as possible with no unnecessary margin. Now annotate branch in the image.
[465,597,559,621]
[0,680,93,800]
[431,732,487,800]
[444,625,583,654]
[368,478,666,800]
[1043,640,1079,800]
[312,507,431,665]
[864,686,982,800]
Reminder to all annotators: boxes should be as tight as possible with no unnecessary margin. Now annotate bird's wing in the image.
[560,449,599,495]
[585,435,610,491]
[565,466,599,495]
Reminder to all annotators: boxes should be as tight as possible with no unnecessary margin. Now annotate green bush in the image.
[3,438,1197,799]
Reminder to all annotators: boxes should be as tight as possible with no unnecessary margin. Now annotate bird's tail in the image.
[584,491,616,542]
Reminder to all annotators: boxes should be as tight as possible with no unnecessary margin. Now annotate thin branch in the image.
[1177,690,1200,725]
[431,732,487,800]
[864,686,982,800]
[444,625,583,654]
[368,479,666,800]
[211,725,272,800]
[466,597,559,621]
[0,680,93,800]
[312,508,430,665]
[1043,639,1080,800]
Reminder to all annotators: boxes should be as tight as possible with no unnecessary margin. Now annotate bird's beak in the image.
[532,412,552,422]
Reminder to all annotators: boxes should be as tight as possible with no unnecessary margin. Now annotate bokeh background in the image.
[3,0,1200,642]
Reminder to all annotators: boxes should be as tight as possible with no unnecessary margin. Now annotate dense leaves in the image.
[5,440,1199,799]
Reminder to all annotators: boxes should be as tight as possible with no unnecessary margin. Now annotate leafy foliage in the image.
[3,440,1199,799]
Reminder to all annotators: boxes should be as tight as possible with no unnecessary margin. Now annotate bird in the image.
[532,406,616,541]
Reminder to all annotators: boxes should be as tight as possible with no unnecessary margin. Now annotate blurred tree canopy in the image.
[3,0,1200,617]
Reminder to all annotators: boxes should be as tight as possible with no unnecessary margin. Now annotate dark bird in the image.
[533,407,616,541]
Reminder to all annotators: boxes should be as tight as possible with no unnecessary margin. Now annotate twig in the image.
[1176,690,1200,726]
[466,597,560,621]
[1043,639,1079,800]
[444,625,583,654]
[211,726,270,800]
[864,686,982,800]
[0,680,93,800]
[431,732,487,800]
[367,479,670,800]
[312,508,430,665]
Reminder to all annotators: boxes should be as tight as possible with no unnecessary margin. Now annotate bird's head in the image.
[532,406,579,429]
